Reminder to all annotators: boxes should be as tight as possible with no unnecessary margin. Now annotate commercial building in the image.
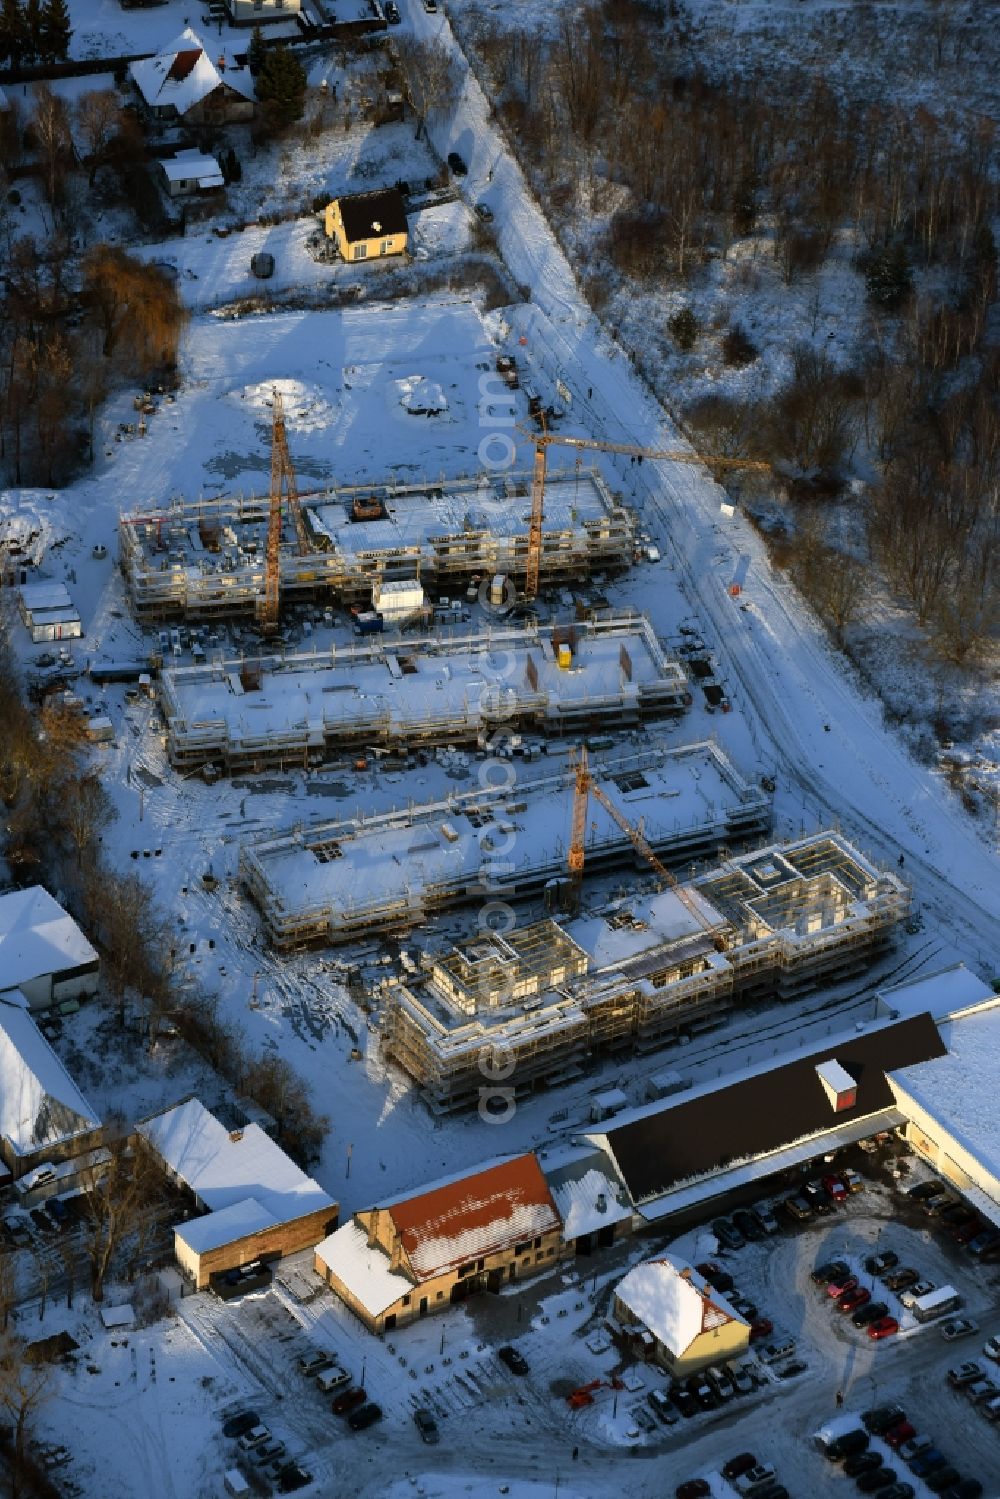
[162,612,691,770]
[18,581,81,643]
[241,740,770,948]
[0,886,100,1012]
[314,1153,564,1333]
[382,831,908,1112]
[138,1098,338,1290]
[119,469,636,621]
[323,188,408,262]
[612,1256,750,1375]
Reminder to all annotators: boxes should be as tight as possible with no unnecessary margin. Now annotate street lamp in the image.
[361,1355,366,1389]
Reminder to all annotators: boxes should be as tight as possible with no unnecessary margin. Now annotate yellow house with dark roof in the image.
[323,187,408,263]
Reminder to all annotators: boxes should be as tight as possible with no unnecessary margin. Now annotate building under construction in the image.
[381,833,911,1112]
[119,469,636,622]
[238,740,772,948]
[161,612,691,771]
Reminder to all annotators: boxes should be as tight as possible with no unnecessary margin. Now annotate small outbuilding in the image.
[0,886,100,1011]
[323,188,408,263]
[159,149,225,198]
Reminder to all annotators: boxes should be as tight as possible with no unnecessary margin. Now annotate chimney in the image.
[228,1129,243,1143]
[372,220,382,233]
[595,1192,607,1214]
[815,1059,857,1113]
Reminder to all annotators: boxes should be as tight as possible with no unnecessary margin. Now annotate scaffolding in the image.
[239,740,772,949]
[160,611,693,772]
[119,468,638,622]
[379,830,911,1113]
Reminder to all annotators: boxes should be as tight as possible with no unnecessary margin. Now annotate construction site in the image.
[380,832,912,1112]
[159,611,691,770]
[237,740,773,948]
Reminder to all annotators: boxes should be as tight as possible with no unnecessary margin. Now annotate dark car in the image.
[854,1301,890,1328]
[876,1489,915,1499]
[857,1469,896,1493]
[385,0,400,18]
[733,1209,763,1242]
[827,1429,870,1460]
[910,1452,948,1477]
[862,1405,906,1434]
[846,1453,884,1477]
[777,1360,807,1378]
[685,1376,717,1410]
[332,1387,367,1415]
[277,1466,311,1494]
[222,1411,260,1438]
[670,1385,698,1418]
[676,1483,710,1499]
[926,1473,961,1495]
[498,1345,529,1375]
[474,202,494,222]
[907,1179,944,1200]
[413,1407,439,1444]
[784,1196,812,1221]
[884,1268,919,1292]
[695,1261,734,1293]
[347,1402,383,1432]
[952,1220,982,1245]
[712,1218,745,1250]
[722,1454,758,1480]
[750,1318,773,1342]
[865,1250,900,1275]
[755,1489,789,1499]
[812,1259,850,1285]
[447,151,468,177]
[942,1483,983,1499]
[968,1231,1000,1257]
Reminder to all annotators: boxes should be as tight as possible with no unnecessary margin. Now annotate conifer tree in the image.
[39,0,71,62]
[255,43,306,132]
[0,0,28,70]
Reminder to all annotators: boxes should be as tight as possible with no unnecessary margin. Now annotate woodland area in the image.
[460,0,999,675]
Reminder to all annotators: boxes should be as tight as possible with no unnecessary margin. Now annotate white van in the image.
[15,1162,56,1197]
[315,1365,351,1393]
[912,1285,962,1323]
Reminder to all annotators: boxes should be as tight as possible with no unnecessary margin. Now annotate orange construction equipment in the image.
[258,388,310,633]
[568,745,727,951]
[518,419,769,601]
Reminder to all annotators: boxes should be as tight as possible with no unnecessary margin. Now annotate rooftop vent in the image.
[815,1058,857,1113]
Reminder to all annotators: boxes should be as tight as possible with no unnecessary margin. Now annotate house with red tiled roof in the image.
[613,1254,750,1375]
[313,1153,567,1333]
[129,28,255,125]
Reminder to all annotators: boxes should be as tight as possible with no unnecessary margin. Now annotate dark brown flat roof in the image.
[605,1012,947,1203]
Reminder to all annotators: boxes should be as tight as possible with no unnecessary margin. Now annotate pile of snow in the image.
[395,375,449,415]
[233,379,340,433]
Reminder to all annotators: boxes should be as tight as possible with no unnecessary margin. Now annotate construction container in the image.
[557,643,572,669]
[489,574,507,608]
[373,578,425,623]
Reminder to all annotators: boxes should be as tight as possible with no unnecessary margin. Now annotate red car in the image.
[868,1316,899,1340]
[332,1386,367,1415]
[885,1420,917,1448]
[838,1286,871,1313]
[749,1318,773,1343]
[827,1274,858,1299]
[823,1173,848,1203]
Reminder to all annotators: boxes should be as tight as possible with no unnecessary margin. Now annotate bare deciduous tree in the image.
[74,88,122,186]
[394,37,461,138]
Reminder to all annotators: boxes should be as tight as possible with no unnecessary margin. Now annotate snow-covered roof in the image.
[878,964,995,1023]
[0,991,100,1157]
[176,1196,277,1254]
[615,1254,745,1355]
[0,886,98,993]
[129,29,254,115]
[138,1097,334,1225]
[544,1148,633,1242]
[161,150,225,189]
[386,1153,561,1281]
[100,1304,135,1329]
[314,1219,412,1317]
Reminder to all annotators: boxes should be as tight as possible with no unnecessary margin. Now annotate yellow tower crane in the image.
[258,388,311,634]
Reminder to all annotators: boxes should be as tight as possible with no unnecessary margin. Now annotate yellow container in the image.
[557,643,572,668]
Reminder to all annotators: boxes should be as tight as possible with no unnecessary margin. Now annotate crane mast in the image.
[258,389,310,634]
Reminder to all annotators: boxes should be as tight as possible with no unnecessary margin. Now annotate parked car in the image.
[753,1202,780,1234]
[885,1268,920,1292]
[926,1471,961,1495]
[842,1169,865,1193]
[298,1351,334,1377]
[253,1440,285,1467]
[728,1364,754,1395]
[238,1425,270,1452]
[332,1387,367,1416]
[498,1345,529,1375]
[900,1279,936,1306]
[733,1209,764,1242]
[735,1464,776,1493]
[686,1376,717,1410]
[823,1173,848,1203]
[385,0,400,19]
[862,1405,906,1434]
[722,1455,759,1481]
[942,1482,983,1498]
[750,1318,773,1342]
[906,1179,944,1200]
[827,1274,858,1299]
[865,1250,900,1275]
[845,1453,883,1477]
[732,1297,759,1321]
[967,1231,1000,1257]
[876,1488,914,1499]
[899,1436,933,1462]
[647,1388,678,1424]
[675,1483,710,1499]
[474,202,494,221]
[670,1385,697,1417]
[758,1338,796,1363]
[969,1380,1000,1404]
[412,1406,439,1443]
[222,1411,260,1439]
[825,1429,870,1460]
[948,1361,984,1386]
[885,1421,917,1448]
[712,1218,745,1250]
[784,1195,812,1222]
[277,1466,311,1494]
[696,1261,735,1293]
[868,1316,900,1340]
[909,1451,947,1477]
[706,1365,736,1401]
[952,1220,982,1245]
[812,1260,850,1285]
[942,1318,978,1341]
[347,1403,383,1432]
[854,1301,890,1328]
[857,1468,897,1493]
[927,1193,962,1217]
[983,1335,1000,1361]
[423,0,437,10]
[777,1360,807,1378]
[839,1287,871,1313]
[447,151,468,177]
